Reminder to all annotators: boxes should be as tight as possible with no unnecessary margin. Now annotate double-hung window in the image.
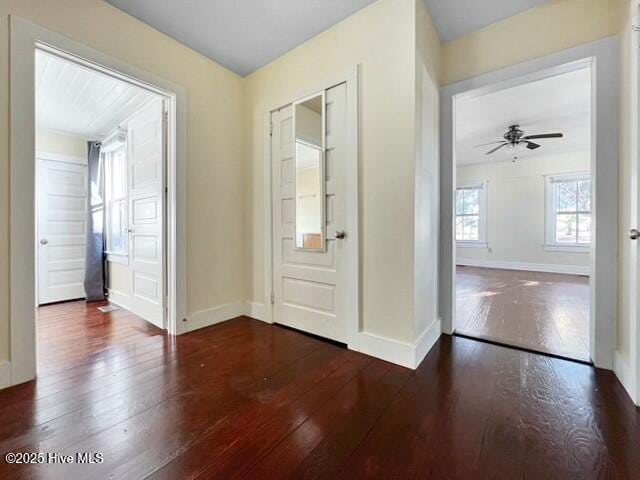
[545,173,591,252]
[103,133,128,261]
[456,183,487,247]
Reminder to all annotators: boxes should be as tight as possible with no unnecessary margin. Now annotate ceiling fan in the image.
[474,124,564,161]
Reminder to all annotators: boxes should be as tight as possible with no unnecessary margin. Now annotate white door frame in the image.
[627,0,640,403]
[439,37,619,369]
[262,66,360,351]
[9,16,187,386]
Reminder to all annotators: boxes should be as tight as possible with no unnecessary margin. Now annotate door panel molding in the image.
[263,66,359,350]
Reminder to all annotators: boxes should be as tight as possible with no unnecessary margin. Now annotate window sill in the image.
[457,241,488,249]
[106,252,129,265]
[543,244,590,253]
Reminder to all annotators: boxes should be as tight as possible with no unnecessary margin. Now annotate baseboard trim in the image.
[414,318,442,368]
[614,351,637,405]
[456,258,589,276]
[106,288,130,310]
[246,301,268,322]
[180,301,246,334]
[358,318,442,369]
[0,361,11,389]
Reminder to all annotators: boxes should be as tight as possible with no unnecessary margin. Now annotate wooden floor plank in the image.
[0,301,638,479]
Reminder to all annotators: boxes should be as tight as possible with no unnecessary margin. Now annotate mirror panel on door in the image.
[294,92,325,251]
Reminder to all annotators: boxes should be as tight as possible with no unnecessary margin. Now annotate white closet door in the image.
[37,159,87,305]
[271,83,348,342]
[127,98,166,328]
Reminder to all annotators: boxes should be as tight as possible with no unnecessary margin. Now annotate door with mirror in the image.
[271,83,348,342]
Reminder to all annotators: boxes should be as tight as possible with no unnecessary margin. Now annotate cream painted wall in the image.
[36,129,87,159]
[456,153,591,268]
[245,0,440,343]
[107,262,130,298]
[0,0,246,363]
[442,0,624,85]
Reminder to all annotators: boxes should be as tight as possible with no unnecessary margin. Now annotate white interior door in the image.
[127,98,166,328]
[271,83,348,342]
[37,158,87,305]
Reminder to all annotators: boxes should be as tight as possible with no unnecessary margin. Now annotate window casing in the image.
[455,183,487,247]
[545,173,591,252]
[103,137,128,260]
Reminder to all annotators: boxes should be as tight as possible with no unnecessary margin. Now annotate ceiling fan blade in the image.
[485,143,508,155]
[522,133,563,140]
[473,140,506,148]
[525,141,541,150]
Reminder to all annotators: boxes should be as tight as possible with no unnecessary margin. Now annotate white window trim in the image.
[544,172,591,253]
[103,131,129,259]
[455,181,488,247]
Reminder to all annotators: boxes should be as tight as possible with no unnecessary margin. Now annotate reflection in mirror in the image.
[294,92,325,250]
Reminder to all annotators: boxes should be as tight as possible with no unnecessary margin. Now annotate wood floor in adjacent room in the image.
[1,300,638,479]
[456,266,590,362]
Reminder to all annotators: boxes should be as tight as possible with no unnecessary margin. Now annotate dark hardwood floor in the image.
[0,300,638,479]
[457,266,590,362]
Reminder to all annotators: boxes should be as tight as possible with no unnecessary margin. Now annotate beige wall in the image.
[0,0,246,363]
[456,153,591,268]
[36,129,87,159]
[245,0,440,343]
[442,0,624,85]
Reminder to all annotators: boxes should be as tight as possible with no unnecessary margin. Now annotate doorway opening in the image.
[451,61,593,362]
[34,45,172,369]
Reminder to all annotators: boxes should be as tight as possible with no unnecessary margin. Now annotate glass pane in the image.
[578,180,591,212]
[455,216,463,240]
[455,190,464,215]
[556,213,577,243]
[111,148,127,199]
[108,199,127,254]
[462,215,479,241]
[463,189,479,214]
[556,181,577,212]
[578,213,591,244]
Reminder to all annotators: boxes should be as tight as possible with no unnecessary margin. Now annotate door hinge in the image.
[270,292,275,305]
[269,121,273,136]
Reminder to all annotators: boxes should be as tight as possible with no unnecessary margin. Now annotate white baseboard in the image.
[614,351,637,405]
[457,258,589,276]
[414,318,442,368]
[0,361,11,389]
[180,301,246,334]
[106,288,130,310]
[358,318,442,369]
[245,301,268,322]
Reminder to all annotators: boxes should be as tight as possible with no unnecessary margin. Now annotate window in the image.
[456,183,487,246]
[545,173,591,251]
[104,136,128,258]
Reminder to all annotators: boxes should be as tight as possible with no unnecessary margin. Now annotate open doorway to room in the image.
[452,63,592,362]
[34,46,171,368]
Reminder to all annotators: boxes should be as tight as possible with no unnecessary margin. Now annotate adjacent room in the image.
[35,47,169,366]
[454,64,592,361]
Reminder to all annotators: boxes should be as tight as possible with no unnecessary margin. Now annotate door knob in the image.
[631,229,640,240]
[40,239,48,245]
[335,230,346,239]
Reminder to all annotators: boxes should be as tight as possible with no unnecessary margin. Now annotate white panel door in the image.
[127,98,166,328]
[37,159,87,305]
[272,83,347,342]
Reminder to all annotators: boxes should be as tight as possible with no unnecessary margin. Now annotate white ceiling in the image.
[36,50,159,140]
[455,67,591,166]
[105,0,377,76]
[424,0,549,42]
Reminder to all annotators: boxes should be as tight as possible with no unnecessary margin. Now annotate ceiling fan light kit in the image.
[474,124,564,162]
